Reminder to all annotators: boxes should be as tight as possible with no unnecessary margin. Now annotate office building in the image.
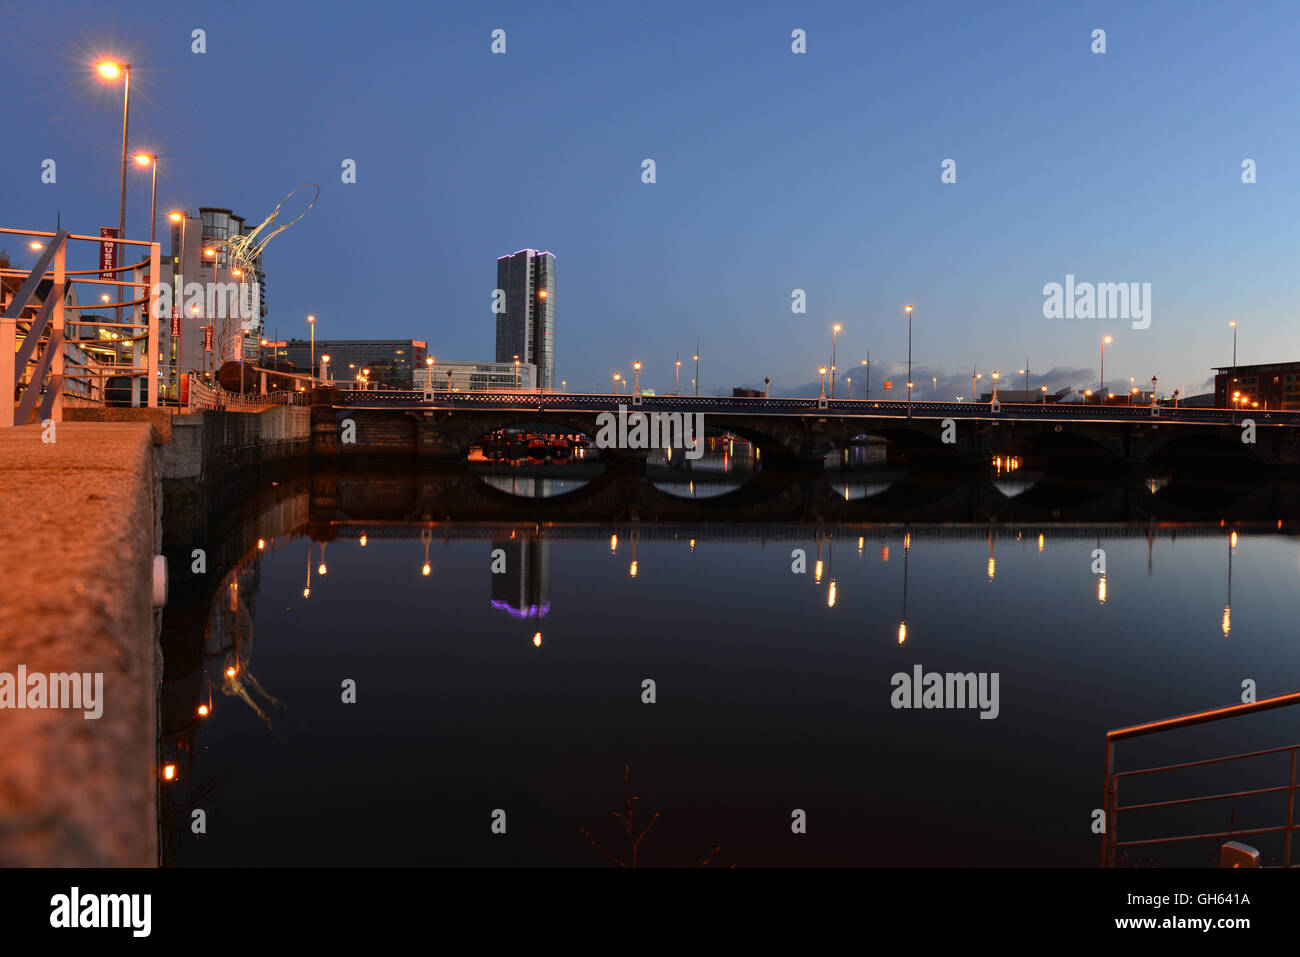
[165,207,268,392]
[281,339,428,388]
[415,359,536,392]
[1214,362,1300,410]
[495,249,555,389]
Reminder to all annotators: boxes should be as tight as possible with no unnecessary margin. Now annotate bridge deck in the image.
[331,391,1289,427]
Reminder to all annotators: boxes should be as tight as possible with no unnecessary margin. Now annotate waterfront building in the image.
[495,249,555,389]
[281,339,428,388]
[1214,362,1300,410]
[416,359,536,391]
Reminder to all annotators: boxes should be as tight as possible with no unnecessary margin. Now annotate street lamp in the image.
[1041,385,1048,404]
[675,356,681,395]
[425,355,434,390]
[904,305,913,418]
[1100,335,1112,402]
[819,366,828,399]
[613,372,622,395]
[831,324,842,398]
[973,369,982,400]
[320,354,330,384]
[991,371,999,402]
[514,355,520,388]
[133,153,157,244]
[862,355,869,400]
[307,315,316,387]
[633,360,641,393]
[693,348,700,396]
[932,376,937,400]
[96,59,131,356]
[1229,320,1238,414]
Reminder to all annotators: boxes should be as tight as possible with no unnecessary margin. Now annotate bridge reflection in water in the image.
[157,465,1300,866]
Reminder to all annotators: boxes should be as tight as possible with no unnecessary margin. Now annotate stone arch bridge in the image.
[311,389,1300,470]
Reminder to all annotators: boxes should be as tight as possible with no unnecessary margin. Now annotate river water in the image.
[159,457,1300,867]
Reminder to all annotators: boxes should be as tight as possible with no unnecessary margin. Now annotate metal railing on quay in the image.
[1102,690,1300,867]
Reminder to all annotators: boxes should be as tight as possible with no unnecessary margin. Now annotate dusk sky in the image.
[3,0,1297,397]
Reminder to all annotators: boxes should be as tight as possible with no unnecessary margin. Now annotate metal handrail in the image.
[1103,690,1300,867]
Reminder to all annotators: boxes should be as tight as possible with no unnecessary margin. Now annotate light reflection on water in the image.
[160,502,1300,867]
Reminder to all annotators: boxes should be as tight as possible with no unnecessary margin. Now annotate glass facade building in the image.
[495,249,555,389]
[415,360,536,392]
[281,339,428,388]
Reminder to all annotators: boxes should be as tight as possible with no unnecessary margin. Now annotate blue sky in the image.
[3,0,1297,397]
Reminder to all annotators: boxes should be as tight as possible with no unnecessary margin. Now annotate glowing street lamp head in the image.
[904,304,913,314]
[203,248,215,258]
[819,367,827,376]
[29,241,43,251]
[168,210,182,222]
[96,61,122,80]
[1103,335,1112,344]
[833,323,842,333]
[133,153,153,166]
[1230,320,1237,328]
[307,314,315,323]
[634,361,641,371]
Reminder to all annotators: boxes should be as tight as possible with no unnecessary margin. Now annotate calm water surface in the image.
[160,466,1300,866]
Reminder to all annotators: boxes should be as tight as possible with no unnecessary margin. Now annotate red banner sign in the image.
[171,313,181,337]
[99,227,120,282]
[202,325,214,352]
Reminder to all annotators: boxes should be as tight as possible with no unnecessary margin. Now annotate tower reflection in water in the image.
[490,531,552,620]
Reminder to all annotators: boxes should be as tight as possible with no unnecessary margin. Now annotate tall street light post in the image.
[904,305,913,418]
[168,210,186,398]
[819,366,827,399]
[133,153,157,244]
[831,324,841,398]
[1100,335,1113,404]
[97,60,131,374]
[693,346,700,396]
[1230,320,1238,412]
[862,354,869,400]
[675,356,681,395]
[633,360,641,394]
[307,315,316,387]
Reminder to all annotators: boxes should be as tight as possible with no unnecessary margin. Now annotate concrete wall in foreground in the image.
[0,405,311,867]
[0,422,160,867]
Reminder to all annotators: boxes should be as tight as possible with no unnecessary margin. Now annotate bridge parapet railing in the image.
[188,379,308,412]
[327,389,1297,425]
